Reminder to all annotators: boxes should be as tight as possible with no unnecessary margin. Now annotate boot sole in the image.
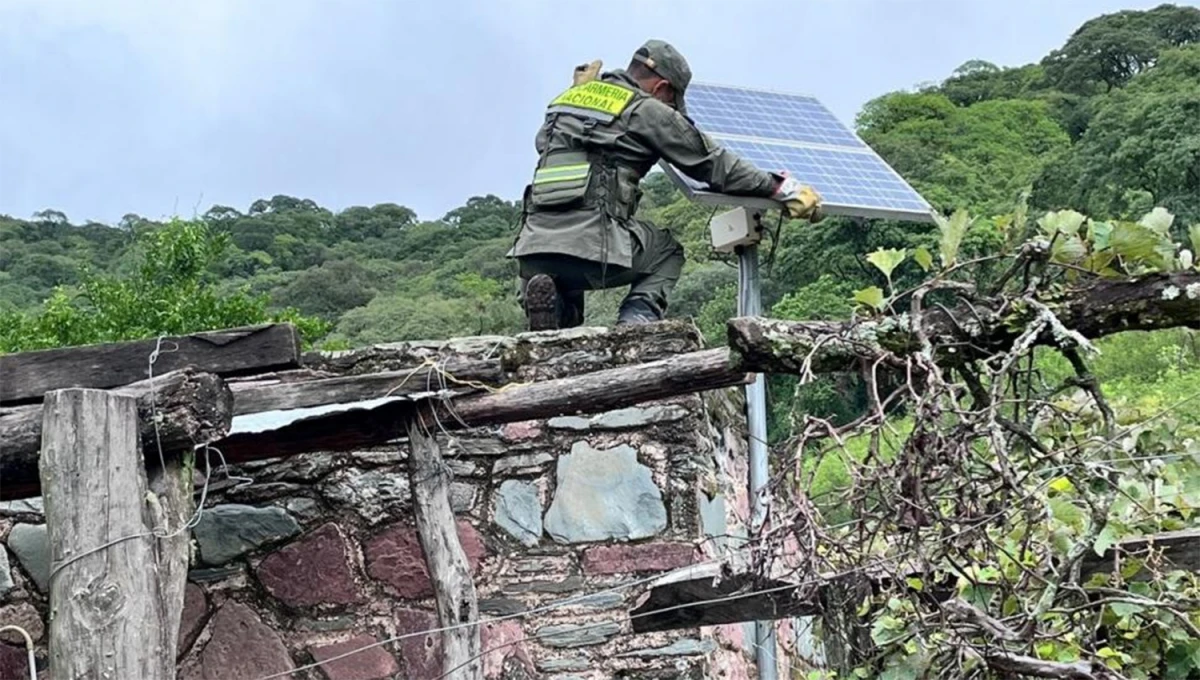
[525,274,559,332]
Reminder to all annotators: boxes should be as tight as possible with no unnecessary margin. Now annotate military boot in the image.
[524,274,561,332]
[616,298,659,326]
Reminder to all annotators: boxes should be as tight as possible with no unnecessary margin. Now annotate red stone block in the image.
[365,520,486,599]
[0,643,31,679]
[309,634,399,680]
[257,523,363,607]
[199,601,294,680]
[178,583,208,656]
[394,608,441,679]
[581,541,697,575]
[481,620,534,680]
[500,420,542,442]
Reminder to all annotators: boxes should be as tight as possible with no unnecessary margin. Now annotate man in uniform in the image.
[509,39,822,331]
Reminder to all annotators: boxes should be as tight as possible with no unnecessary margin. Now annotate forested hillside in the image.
[2,4,1198,439]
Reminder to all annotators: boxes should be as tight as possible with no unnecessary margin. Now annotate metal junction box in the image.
[709,207,763,253]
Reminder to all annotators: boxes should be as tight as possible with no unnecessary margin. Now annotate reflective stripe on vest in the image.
[548,80,636,119]
[533,163,590,185]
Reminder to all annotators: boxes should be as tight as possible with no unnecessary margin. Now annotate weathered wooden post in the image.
[406,415,483,680]
[39,388,194,679]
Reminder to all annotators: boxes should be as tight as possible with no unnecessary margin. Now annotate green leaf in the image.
[1110,601,1146,618]
[1051,235,1087,264]
[867,248,907,282]
[913,246,933,272]
[871,614,907,645]
[1111,221,1171,267]
[906,577,924,592]
[1038,209,1087,237]
[1089,220,1114,251]
[1139,207,1175,235]
[935,208,973,267]
[1189,225,1200,265]
[1049,476,1076,494]
[1094,523,1119,557]
[853,286,886,312]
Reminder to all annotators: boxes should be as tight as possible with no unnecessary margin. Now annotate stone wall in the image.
[0,322,813,679]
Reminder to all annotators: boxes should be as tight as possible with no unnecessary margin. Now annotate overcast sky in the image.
[0,0,1171,225]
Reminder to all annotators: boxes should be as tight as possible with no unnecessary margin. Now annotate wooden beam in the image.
[0,368,232,501]
[407,418,482,680]
[727,271,1200,376]
[0,324,300,406]
[40,388,185,679]
[213,347,748,463]
[228,357,504,416]
[1082,528,1200,578]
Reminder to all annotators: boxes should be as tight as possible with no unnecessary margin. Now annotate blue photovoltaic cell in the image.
[686,85,866,148]
[703,138,931,213]
[667,83,934,221]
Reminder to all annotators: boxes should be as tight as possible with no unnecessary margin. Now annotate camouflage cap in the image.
[632,39,692,116]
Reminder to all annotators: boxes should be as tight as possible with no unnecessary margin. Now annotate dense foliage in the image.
[2,5,1199,678]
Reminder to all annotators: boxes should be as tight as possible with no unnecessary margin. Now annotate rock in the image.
[309,634,400,680]
[351,450,403,466]
[500,421,542,442]
[257,523,363,607]
[495,480,542,547]
[297,617,357,632]
[546,415,592,431]
[493,452,553,475]
[199,601,294,680]
[547,405,689,432]
[446,458,482,477]
[7,523,49,591]
[550,591,625,610]
[699,491,728,551]
[256,452,337,482]
[512,555,570,574]
[189,564,244,583]
[581,542,697,575]
[0,603,43,644]
[502,575,584,595]
[321,468,410,524]
[451,482,478,513]
[193,504,300,566]
[0,643,32,679]
[394,608,441,679]
[178,584,208,656]
[0,547,13,594]
[538,657,590,672]
[591,404,690,430]
[480,598,526,616]
[481,620,534,680]
[283,496,324,522]
[226,482,305,503]
[536,621,621,648]
[365,521,486,599]
[0,498,43,517]
[617,638,716,657]
[543,442,667,544]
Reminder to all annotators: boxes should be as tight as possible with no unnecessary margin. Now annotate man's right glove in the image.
[772,173,823,221]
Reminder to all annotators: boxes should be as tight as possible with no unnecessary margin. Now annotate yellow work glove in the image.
[573,59,603,85]
[772,173,823,221]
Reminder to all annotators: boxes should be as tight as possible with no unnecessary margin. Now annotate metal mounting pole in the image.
[736,234,778,680]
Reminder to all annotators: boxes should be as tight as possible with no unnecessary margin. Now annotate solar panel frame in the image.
[659,82,937,223]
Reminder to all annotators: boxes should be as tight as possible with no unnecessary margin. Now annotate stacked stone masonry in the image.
[0,322,814,679]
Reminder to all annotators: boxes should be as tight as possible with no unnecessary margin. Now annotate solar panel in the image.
[660,83,936,223]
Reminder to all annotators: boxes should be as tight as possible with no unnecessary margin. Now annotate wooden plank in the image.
[0,368,232,501]
[630,569,819,633]
[0,323,300,405]
[1081,528,1200,578]
[213,347,749,463]
[229,357,505,416]
[40,389,182,679]
[407,417,483,680]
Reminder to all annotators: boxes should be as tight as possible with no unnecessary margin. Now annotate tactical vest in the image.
[524,78,648,223]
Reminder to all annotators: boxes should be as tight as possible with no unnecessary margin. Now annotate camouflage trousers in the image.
[515,220,685,327]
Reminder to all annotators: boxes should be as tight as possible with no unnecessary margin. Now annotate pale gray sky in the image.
[0,0,1173,225]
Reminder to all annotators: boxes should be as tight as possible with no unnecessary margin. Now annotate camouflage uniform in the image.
[508,40,783,328]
